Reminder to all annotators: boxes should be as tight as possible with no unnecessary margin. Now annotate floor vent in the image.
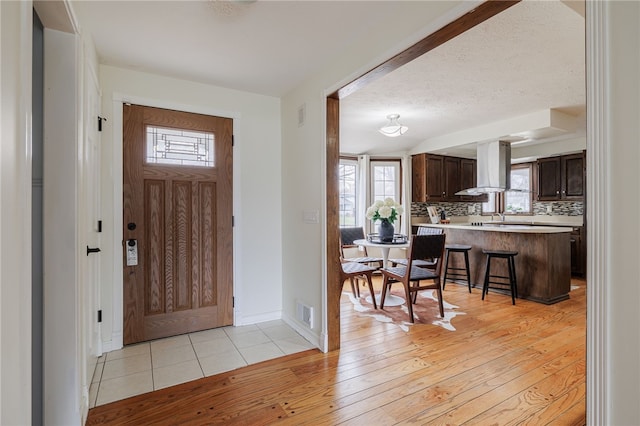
[296,301,313,329]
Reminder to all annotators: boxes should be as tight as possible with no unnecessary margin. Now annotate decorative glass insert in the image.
[146,126,214,167]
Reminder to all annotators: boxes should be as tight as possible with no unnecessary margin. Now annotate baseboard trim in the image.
[280,313,321,350]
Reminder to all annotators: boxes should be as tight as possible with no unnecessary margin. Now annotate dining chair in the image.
[389,226,443,268]
[340,258,378,309]
[380,233,446,323]
[339,227,383,268]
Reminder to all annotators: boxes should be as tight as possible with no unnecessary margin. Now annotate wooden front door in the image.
[123,104,233,345]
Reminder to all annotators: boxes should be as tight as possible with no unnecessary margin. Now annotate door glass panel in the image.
[146,125,215,167]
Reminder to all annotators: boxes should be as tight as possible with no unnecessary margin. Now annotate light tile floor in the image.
[89,320,316,407]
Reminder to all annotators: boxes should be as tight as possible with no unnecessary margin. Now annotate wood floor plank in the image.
[524,381,586,425]
[86,278,586,425]
[421,346,586,424]
[338,335,586,425]
[464,359,586,425]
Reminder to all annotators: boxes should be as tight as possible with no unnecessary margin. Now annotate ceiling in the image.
[71,0,586,159]
[70,0,416,97]
[341,0,586,157]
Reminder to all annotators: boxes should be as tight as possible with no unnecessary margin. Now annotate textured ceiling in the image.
[340,0,586,156]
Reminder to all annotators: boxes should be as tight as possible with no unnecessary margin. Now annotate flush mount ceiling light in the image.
[378,114,408,137]
[209,0,256,17]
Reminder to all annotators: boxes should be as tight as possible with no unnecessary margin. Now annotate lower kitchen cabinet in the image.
[570,226,586,276]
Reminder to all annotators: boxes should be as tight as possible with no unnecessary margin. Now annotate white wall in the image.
[280,1,470,348]
[0,1,33,424]
[98,65,284,350]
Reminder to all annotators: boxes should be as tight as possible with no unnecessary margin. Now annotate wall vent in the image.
[296,300,313,329]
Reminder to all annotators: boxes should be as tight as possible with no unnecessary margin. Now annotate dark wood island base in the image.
[419,224,572,304]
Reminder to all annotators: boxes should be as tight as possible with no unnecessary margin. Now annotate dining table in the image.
[353,237,410,307]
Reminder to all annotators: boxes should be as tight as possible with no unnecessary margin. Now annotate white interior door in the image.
[80,58,102,405]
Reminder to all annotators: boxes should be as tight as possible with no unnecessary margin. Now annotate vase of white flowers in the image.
[366,198,404,242]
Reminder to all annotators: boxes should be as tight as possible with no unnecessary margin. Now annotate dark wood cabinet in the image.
[411,154,426,202]
[459,159,487,202]
[444,157,461,200]
[570,226,586,276]
[425,154,445,201]
[412,154,485,202]
[537,152,585,201]
[562,153,585,199]
[537,157,561,199]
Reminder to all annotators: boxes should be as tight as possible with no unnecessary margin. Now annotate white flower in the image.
[366,198,402,224]
[378,205,392,219]
[365,206,376,220]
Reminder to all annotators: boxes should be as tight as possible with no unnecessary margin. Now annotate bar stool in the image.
[442,244,472,293]
[482,249,518,305]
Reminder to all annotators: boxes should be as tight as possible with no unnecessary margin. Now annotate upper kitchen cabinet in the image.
[412,153,481,202]
[412,153,444,201]
[412,154,427,202]
[425,154,445,201]
[537,151,585,201]
[459,159,487,202]
[444,156,462,200]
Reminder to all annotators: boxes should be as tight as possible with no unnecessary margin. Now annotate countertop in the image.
[412,215,583,228]
[415,223,574,234]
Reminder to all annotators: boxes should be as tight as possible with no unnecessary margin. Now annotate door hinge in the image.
[97,220,102,233]
[98,116,107,132]
[97,310,102,323]
[232,297,235,308]
[232,135,235,146]
[232,216,235,227]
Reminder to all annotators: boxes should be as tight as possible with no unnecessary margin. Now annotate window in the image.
[371,161,400,203]
[146,125,214,167]
[339,159,358,227]
[482,163,533,215]
[482,192,497,214]
[505,163,532,214]
[370,160,401,231]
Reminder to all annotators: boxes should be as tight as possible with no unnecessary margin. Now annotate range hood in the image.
[455,140,511,196]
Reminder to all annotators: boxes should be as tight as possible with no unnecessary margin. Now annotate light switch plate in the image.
[303,210,319,224]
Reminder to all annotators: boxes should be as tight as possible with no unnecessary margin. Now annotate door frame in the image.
[105,94,240,350]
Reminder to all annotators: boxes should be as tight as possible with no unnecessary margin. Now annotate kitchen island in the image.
[417,223,573,304]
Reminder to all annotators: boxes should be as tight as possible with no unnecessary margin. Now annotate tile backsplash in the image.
[412,200,584,217]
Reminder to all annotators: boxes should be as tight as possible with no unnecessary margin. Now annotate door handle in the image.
[86,246,101,256]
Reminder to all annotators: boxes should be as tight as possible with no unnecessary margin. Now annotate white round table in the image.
[353,238,410,307]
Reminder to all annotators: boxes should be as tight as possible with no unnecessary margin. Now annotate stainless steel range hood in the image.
[455,140,511,195]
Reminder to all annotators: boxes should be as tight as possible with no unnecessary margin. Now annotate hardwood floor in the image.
[86,277,586,425]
